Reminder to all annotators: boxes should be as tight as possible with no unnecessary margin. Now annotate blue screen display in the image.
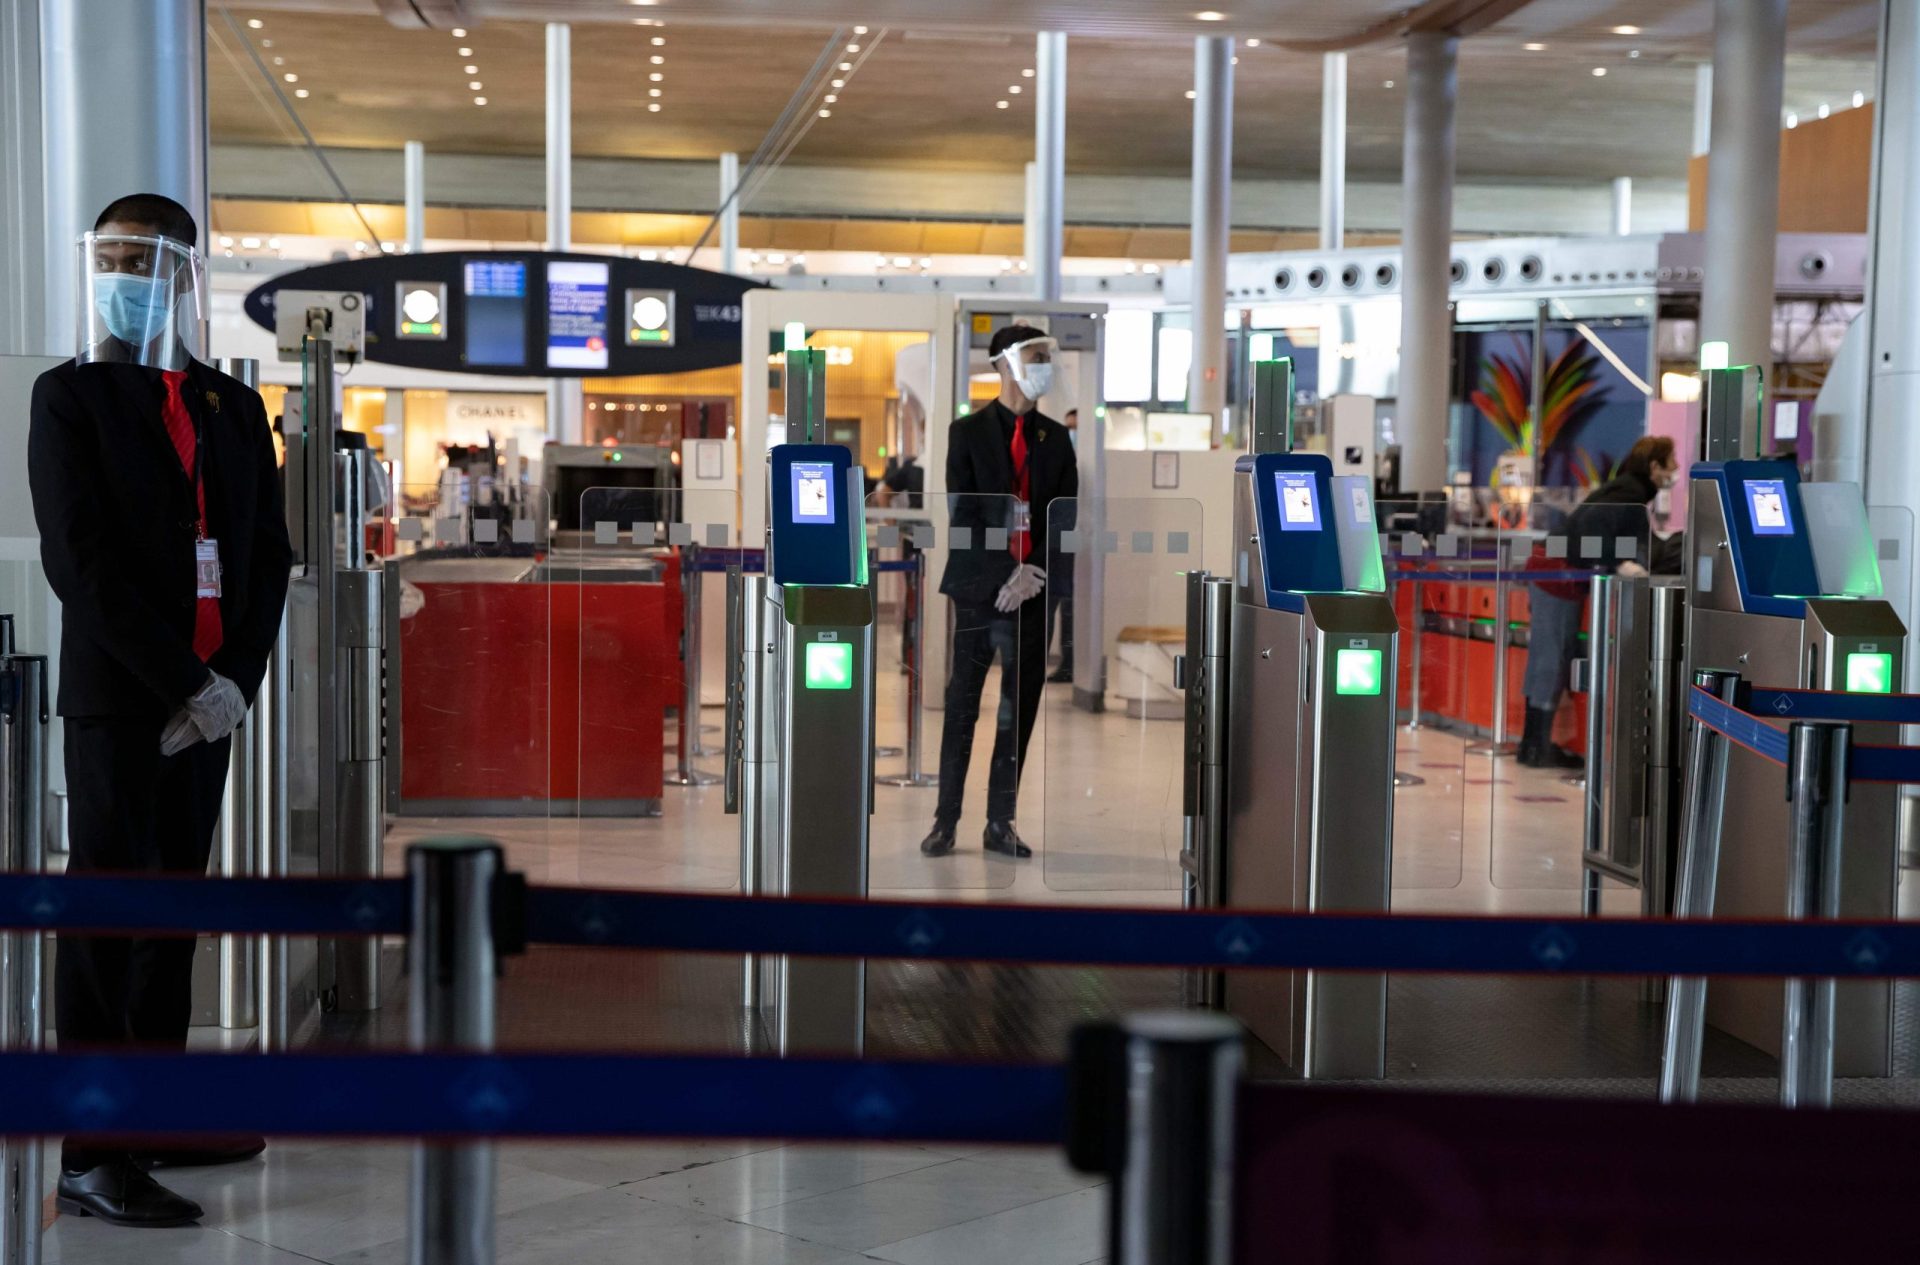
[463,259,527,368]
[546,260,609,370]
[1275,471,1323,532]
[1745,479,1795,537]
[790,461,837,524]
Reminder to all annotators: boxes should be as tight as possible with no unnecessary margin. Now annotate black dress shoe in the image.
[1047,666,1073,684]
[983,820,1033,859]
[137,1136,266,1169]
[920,822,957,857]
[57,1157,203,1228]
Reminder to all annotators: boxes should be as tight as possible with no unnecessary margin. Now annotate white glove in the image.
[184,671,248,744]
[994,563,1048,613]
[159,708,201,757]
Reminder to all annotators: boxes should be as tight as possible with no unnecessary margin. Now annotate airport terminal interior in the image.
[5,0,1920,1261]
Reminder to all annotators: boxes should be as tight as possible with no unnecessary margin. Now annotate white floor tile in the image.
[623,1143,952,1217]
[869,1186,1106,1265]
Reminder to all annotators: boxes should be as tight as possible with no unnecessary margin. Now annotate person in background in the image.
[28,194,293,1226]
[921,325,1077,858]
[1045,410,1078,683]
[1519,435,1680,768]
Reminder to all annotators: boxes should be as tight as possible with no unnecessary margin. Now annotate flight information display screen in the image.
[790,461,837,524]
[1744,478,1795,537]
[546,260,610,370]
[1275,471,1323,532]
[463,259,527,368]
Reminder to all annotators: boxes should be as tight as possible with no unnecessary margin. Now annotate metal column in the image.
[1692,62,1714,157]
[215,356,262,1030]
[1397,31,1458,492]
[1780,721,1850,1109]
[1188,36,1233,422]
[1318,52,1346,251]
[0,653,46,1265]
[719,151,740,274]
[332,448,385,1012]
[1113,1013,1241,1265]
[667,544,720,787]
[727,572,777,1014]
[257,616,293,1049]
[1610,176,1633,236]
[545,21,581,444]
[404,140,426,254]
[1699,0,1786,377]
[1032,32,1067,303]
[407,839,503,1265]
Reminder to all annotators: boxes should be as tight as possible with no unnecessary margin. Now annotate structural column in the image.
[36,0,207,359]
[1611,175,1633,235]
[1188,36,1233,423]
[719,151,741,274]
[1319,51,1347,251]
[1699,0,1786,380]
[1396,31,1458,491]
[403,140,425,254]
[1031,32,1067,302]
[1693,62,1714,157]
[545,21,582,443]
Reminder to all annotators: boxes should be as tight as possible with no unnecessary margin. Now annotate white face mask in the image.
[1014,360,1055,401]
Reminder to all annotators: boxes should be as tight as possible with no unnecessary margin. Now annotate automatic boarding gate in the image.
[1684,457,1906,1074]
[731,348,875,1055]
[1183,360,1399,1077]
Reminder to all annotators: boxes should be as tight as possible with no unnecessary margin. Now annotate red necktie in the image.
[160,371,224,661]
[1010,414,1032,563]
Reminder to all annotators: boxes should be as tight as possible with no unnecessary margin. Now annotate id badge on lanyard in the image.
[1012,499,1031,542]
[195,538,221,598]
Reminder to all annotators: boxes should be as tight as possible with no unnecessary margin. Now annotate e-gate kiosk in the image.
[1685,455,1906,1073]
[732,348,876,1055]
[1215,360,1400,1078]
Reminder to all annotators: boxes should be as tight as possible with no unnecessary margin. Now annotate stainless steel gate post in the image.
[258,616,294,1049]
[1404,576,1424,731]
[407,838,502,1265]
[1579,574,1614,918]
[668,543,721,787]
[1468,552,1517,756]
[332,448,385,1011]
[1780,720,1850,1109]
[0,652,47,1265]
[1113,1013,1242,1265]
[1659,668,1743,1104]
[728,572,774,1014]
[877,550,937,788]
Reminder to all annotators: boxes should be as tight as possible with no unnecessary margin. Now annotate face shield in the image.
[76,232,206,371]
[993,335,1059,402]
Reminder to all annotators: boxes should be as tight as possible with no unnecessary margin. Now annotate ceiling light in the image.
[1523,41,1546,51]
[451,28,466,37]
[650,71,663,81]
[1009,85,1021,93]
[650,54,664,63]
[247,17,263,28]
[1629,48,1642,58]
[818,108,831,117]
[1185,89,1196,99]
[1022,68,1035,77]
[1591,66,1607,76]
[1195,10,1227,20]
[219,235,234,246]
[649,87,661,96]
[1818,102,1830,118]
[268,237,282,248]
[893,256,912,267]
[1786,111,1798,127]
[649,102,661,111]
[295,88,310,98]
[831,78,845,87]
[474,95,488,105]
[469,80,483,89]
[1612,25,1641,35]
[241,237,261,248]
[919,257,933,268]
[824,93,837,103]
[854,24,869,34]
[1382,79,1394,88]
[1232,55,1239,63]
[1246,37,1260,46]
[273,56,285,65]
[283,72,297,82]
[1855,90,1866,107]
[997,99,1010,108]
[651,36,666,45]
[839,61,853,71]
[465,64,478,73]
[847,42,861,52]
[458,46,472,56]
[260,39,272,47]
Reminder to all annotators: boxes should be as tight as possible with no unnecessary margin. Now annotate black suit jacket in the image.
[940,399,1078,604]
[28,358,293,719]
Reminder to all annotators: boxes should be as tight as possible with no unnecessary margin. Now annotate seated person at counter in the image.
[1519,435,1682,769]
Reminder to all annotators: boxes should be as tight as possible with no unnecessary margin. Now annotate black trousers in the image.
[1045,585,1074,666]
[935,597,1045,825]
[58,715,230,1169]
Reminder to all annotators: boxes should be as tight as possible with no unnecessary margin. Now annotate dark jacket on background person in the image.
[1558,469,1682,575]
[941,399,1077,605]
[28,358,293,718]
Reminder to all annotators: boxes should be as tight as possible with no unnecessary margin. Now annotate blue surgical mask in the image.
[93,272,170,345]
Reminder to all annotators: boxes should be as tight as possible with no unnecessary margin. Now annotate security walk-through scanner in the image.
[1683,449,1906,1073]
[730,347,875,1055]
[1183,360,1399,1077]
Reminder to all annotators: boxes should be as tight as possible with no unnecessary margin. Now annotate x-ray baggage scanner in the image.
[731,349,875,1055]
[1685,458,1906,1073]
[1212,367,1399,1077]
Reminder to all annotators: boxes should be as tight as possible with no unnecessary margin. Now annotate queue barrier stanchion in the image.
[1659,669,1743,1105]
[407,838,522,1265]
[667,542,721,788]
[0,651,47,1265]
[1781,721,1851,1109]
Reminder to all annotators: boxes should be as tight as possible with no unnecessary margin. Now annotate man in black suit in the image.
[922,325,1077,859]
[28,194,292,1227]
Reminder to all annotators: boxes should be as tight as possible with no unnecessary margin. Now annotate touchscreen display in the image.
[791,461,837,524]
[1744,479,1794,537]
[1276,471,1323,532]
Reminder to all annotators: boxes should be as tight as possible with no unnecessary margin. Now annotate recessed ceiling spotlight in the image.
[273,56,285,65]
[247,17,264,28]
[854,24,869,34]
[1195,10,1227,20]
[1185,89,1196,99]
[1612,24,1641,35]
[1246,37,1260,46]
[260,39,272,47]
[1009,85,1021,93]
[451,27,466,37]
[458,46,472,56]
[649,87,662,96]
[651,36,666,45]
[831,78,845,87]
[474,95,487,105]
[1022,68,1035,77]
[283,72,297,82]
[650,54,664,63]
[469,80,482,89]
[241,237,261,248]
[219,235,234,247]
[464,64,478,73]
[1382,79,1395,88]
[650,71,664,81]
[1855,90,1866,107]
[1523,42,1546,51]
[1818,101,1830,118]
[1786,112,1798,127]
[295,87,309,97]
[1591,66,1607,76]
[818,108,832,117]
[839,61,853,71]
[847,42,860,52]
[649,102,661,111]
[996,99,1009,108]
[1629,49,1641,58]
[824,93,837,103]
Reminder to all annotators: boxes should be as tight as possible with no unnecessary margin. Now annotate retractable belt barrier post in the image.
[1781,722,1850,1109]
[0,650,47,1265]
